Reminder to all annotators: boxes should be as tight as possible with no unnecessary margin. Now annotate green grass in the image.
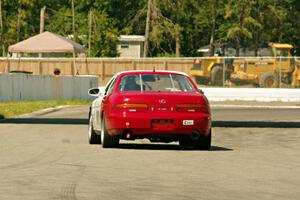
[0,100,90,119]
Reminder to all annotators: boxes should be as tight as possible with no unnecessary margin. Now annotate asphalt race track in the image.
[0,105,300,200]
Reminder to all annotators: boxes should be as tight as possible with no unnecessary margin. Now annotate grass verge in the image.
[0,100,90,119]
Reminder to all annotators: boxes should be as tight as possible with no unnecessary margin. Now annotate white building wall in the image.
[118,41,144,58]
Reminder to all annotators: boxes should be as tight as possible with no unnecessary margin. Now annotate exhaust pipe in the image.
[122,130,133,140]
[190,131,201,141]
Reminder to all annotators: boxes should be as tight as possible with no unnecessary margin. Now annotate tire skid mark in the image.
[0,148,66,171]
[59,165,86,200]
[60,182,78,200]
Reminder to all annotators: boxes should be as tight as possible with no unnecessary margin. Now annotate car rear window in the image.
[118,74,195,92]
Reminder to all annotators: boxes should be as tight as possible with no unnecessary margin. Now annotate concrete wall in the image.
[0,73,99,102]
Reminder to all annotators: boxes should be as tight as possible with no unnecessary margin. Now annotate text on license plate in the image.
[183,120,194,125]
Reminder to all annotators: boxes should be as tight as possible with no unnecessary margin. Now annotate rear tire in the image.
[259,72,279,88]
[179,137,191,147]
[179,129,211,150]
[88,116,101,144]
[101,116,119,148]
[194,130,211,150]
[211,66,223,86]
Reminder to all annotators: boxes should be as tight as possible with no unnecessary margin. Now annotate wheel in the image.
[210,66,223,86]
[101,115,119,148]
[194,130,211,150]
[179,137,191,147]
[179,129,211,150]
[259,72,279,88]
[88,116,101,144]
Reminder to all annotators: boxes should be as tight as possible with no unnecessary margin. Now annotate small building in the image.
[117,35,145,58]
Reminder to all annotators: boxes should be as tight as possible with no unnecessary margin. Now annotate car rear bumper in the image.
[106,112,211,137]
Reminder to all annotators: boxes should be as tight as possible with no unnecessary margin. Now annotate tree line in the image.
[0,0,299,57]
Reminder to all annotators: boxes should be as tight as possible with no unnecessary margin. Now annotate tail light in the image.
[176,104,209,113]
[113,103,148,113]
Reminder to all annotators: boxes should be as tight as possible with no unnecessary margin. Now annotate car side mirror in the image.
[198,88,204,94]
[88,88,101,97]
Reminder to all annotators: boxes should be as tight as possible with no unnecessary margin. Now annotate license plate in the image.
[152,119,174,131]
[183,120,194,125]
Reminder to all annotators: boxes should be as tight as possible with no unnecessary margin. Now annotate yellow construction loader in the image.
[291,59,300,87]
[189,57,233,86]
[230,43,300,87]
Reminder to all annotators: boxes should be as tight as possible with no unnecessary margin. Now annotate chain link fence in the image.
[190,56,300,88]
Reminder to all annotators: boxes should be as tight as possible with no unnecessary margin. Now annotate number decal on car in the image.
[183,120,194,125]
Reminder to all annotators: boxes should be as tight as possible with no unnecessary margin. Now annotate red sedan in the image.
[88,70,211,149]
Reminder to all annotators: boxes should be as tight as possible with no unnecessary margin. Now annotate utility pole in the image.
[71,0,76,40]
[175,27,180,57]
[254,0,260,56]
[88,10,92,57]
[143,0,152,57]
[209,0,218,56]
[40,6,46,33]
[17,1,21,42]
[0,0,4,56]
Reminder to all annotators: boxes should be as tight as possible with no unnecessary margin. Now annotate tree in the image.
[157,0,185,57]
[1,0,300,58]
[225,0,261,56]
[89,10,118,57]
